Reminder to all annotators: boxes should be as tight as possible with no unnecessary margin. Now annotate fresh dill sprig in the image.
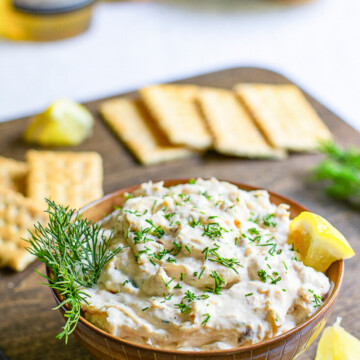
[311,141,360,207]
[26,199,121,343]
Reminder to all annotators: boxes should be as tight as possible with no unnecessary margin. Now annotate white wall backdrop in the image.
[1,0,359,132]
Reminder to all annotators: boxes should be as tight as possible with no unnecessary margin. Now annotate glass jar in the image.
[0,0,95,41]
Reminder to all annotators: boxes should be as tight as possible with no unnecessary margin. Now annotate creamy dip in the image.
[83,178,330,351]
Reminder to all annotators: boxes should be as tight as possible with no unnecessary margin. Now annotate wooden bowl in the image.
[48,179,344,360]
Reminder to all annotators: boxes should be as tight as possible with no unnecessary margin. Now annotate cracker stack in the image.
[0,187,47,271]
[101,83,331,162]
[0,151,104,271]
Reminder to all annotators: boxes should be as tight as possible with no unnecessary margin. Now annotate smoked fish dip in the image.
[83,178,330,350]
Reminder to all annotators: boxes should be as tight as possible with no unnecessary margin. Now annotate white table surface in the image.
[1,0,360,135]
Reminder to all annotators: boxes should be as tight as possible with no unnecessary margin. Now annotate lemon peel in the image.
[23,99,94,146]
[315,317,360,359]
[288,211,355,272]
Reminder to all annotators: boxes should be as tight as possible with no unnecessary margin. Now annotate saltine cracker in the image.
[27,150,103,210]
[100,98,194,165]
[235,83,332,151]
[0,156,28,194]
[198,87,286,159]
[139,84,212,150]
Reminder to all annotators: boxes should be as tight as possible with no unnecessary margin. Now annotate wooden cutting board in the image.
[0,67,359,360]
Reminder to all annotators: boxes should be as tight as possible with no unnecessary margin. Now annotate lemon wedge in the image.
[315,318,360,359]
[23,99,94,146]
[288,211,355,272]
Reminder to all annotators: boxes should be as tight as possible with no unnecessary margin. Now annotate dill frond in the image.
[311,141,360,206]
[26,199,122,343]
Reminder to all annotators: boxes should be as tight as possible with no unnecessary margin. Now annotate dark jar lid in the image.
[13,0,95,14]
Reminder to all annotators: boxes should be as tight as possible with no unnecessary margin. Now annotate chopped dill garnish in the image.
[163,212,175,221]
[257,269,267,282]
[200,190,212,200]
[209,253,242,273]
[151,200,158,212]
[309,289,322,308]
[181,291,209,308]
[188,218,201,228]
[201,313,211,325]
[202,222,228,239]
[124,209,148,217]
[161,276,173,289]
[262,213,277,227]
[161,294,174,303]
[249,213,260,224]
[174,303,191,314]
[250,213,277,227]
[145,219,165,238]
[184,290,196,302]
[248,227,259,235]
[206,271,225,295]
[202,244,241,273]
[174,288,209,313]
[257,242,278,256]
[271,276,282,285]
[178,193,191,202]
[208,215,218,220]
[169,242,182,256]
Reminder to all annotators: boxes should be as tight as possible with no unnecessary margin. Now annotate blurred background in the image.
[0,0,359,131]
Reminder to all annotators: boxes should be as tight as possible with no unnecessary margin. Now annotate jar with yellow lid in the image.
[0,0,95,41]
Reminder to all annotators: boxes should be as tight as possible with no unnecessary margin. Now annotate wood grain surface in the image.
[0,67,359,360]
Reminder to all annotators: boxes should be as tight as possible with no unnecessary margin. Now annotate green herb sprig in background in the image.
[26,199,121,343]
[312,141,360,207]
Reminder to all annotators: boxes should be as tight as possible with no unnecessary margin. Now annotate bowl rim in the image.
[47,178,344,356]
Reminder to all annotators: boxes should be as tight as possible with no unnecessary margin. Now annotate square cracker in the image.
[0,187,47,271]
[198,87,286,159]
[100,98,194,165]
[27,150,103,210]
[0,156,28,194]
[234,83,332,151]
[139,84,212,150]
